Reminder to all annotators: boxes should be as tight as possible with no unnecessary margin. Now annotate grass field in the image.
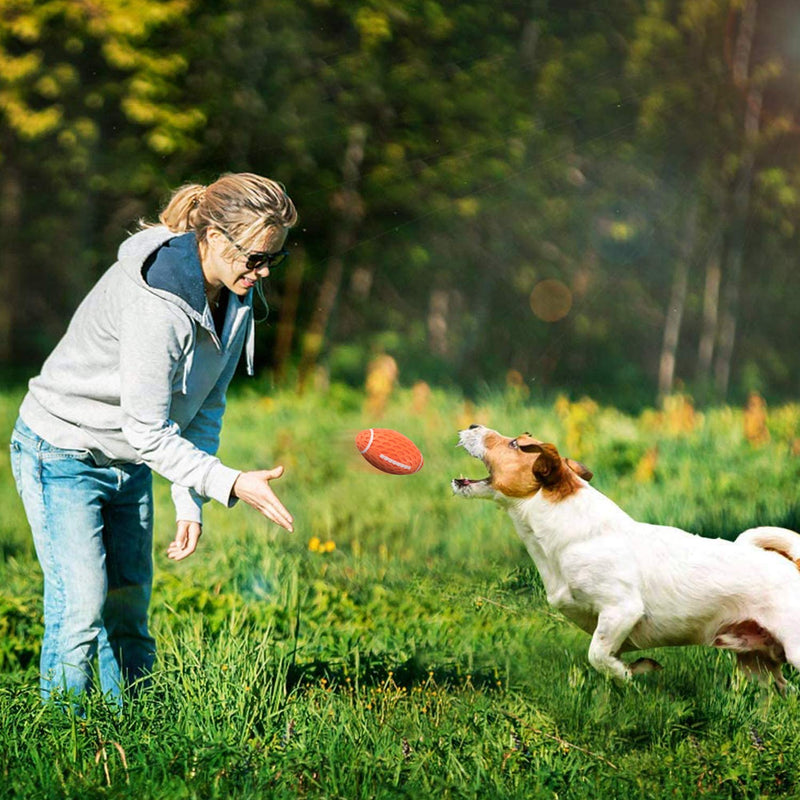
[2,382,800,798]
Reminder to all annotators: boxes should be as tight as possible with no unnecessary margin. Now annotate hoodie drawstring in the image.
[182,324,197,394]
[182,303,254,393]
[245,307,255,376]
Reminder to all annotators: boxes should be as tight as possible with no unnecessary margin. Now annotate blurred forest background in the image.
[2,0,800,411]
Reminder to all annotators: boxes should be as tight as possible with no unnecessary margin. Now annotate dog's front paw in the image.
[628,657,663,675]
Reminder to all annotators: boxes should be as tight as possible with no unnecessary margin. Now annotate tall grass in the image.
[2,383,800,797]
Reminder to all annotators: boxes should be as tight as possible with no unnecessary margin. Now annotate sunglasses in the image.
[219,228,289,272]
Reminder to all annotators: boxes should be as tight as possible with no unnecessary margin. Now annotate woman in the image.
[9,172,297,706]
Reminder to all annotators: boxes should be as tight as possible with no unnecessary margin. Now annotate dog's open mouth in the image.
[453,427,493,495]
[451,473,493,498]
[453,476,489,488]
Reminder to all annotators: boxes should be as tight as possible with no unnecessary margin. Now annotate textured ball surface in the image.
[355,428,424,475]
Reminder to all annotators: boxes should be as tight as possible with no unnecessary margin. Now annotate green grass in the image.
[2,383,800,798]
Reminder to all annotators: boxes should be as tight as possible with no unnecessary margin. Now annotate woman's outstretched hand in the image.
[232,467,294,532]
[168,520,202,560]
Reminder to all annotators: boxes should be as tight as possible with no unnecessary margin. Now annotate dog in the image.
[452,424,800,691]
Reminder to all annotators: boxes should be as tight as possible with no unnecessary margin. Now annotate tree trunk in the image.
[0,162,22,365]
[297,124,367,391]
[657,200,698,403]
[454,220,502,376]
[273,249,305,383]
[714,0,761,400]
[695,231,723,399]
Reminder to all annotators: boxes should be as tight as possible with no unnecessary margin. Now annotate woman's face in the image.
[202,226,289,297]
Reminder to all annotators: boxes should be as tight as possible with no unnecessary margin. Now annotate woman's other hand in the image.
[168,520,203,560]
[232,467,294,532]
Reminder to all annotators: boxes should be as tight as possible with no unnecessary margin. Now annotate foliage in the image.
[2,1,800,406]
[2,384,800,796]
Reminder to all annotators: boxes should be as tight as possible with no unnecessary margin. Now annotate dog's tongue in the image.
[455,477,484,486]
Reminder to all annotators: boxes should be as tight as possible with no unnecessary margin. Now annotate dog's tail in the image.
[736,526,800,569]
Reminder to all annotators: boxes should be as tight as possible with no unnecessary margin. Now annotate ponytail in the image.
[158,184,207,233]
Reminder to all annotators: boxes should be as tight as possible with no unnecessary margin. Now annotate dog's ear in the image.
[566,458,593,482]
[520,441,563,484]
[520,438,591,481]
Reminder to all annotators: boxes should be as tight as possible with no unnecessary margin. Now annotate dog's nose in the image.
[469,424,480,429]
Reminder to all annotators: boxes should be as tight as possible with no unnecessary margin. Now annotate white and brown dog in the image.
[452,425,800,691]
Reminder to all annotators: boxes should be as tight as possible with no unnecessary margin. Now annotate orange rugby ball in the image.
[355,428,424,475]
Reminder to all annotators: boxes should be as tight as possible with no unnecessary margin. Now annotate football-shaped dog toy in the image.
[355,428,424,475]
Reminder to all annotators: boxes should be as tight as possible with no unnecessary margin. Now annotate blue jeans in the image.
[10,418,155,706]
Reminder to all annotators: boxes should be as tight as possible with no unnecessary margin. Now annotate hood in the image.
[116,225,256,384]
[117,225,177,268]
[142,231,207,315]
[118,226,206,315]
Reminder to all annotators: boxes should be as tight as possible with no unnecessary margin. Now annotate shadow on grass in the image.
[285,651,502,693]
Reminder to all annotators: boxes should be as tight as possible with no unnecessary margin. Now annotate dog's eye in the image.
[509,439,519,449]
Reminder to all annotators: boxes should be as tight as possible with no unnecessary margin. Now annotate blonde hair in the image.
[151,172,297,252]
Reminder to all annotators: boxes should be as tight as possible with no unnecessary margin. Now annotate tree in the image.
[0,0,202,364]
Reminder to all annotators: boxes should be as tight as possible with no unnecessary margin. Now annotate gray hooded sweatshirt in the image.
[19,226,256,524]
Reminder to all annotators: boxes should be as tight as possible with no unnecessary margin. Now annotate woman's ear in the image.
[205,227,225,247]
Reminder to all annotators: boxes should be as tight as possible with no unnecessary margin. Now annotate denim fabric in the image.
[10,417,155,707]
